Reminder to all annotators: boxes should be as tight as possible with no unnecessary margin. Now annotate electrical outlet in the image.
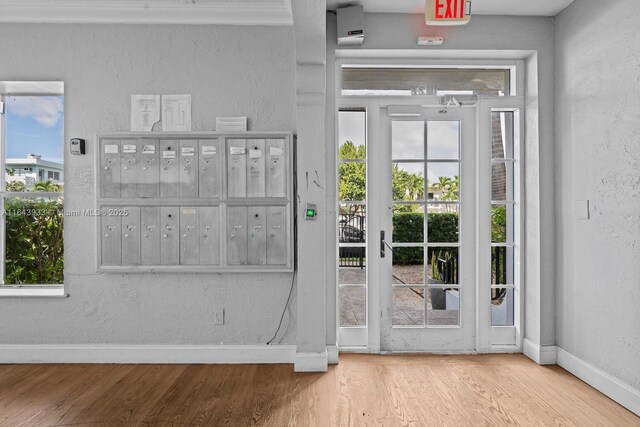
[214,309,225,325]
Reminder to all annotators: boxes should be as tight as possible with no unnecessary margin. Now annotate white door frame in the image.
[334,56,526,352]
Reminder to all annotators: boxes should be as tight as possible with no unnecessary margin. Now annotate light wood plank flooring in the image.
[0,354,637,426]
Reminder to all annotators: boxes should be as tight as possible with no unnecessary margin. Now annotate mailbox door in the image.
[247,206,267,265]
[266,206,287,265]
[199,206,220,265]
[246,139,266,198]
[180,207,199,265]
[160,141,179,198]
[120,140,139,198]
[227,139,247,198]
[141,206,161,265]
[160,206,180,265]
[121,206,141,265]
[179,140,198,198]
[100,139,121,198]
[198,139,219,198]
[101,210,122,266]
[266,138,286,198]
[226,206,247,265]
[139,140,160,198]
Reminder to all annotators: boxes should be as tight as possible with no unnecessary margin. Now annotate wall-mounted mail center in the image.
[96,132,293,273]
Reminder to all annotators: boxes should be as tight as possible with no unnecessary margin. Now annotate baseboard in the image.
[327,345,339,365]
[0,344,297,364]
[523,338,558,365]
[557,348,640,417]
[294,351,328,372]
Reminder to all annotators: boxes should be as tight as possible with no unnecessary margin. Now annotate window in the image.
[1,86,64,286]
[341,67,512,97]
[490,111,516,326]
[338,109,367,329]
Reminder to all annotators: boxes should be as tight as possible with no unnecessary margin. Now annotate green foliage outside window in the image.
[3,180,64,285]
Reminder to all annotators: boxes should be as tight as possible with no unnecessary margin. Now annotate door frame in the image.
[334,59,526,353]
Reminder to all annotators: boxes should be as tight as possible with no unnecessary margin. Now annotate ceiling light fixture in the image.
[426,0,472,26]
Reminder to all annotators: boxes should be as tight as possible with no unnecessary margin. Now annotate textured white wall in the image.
[555,0,640,389]
[326,13,557,347]
[0,24,298,345]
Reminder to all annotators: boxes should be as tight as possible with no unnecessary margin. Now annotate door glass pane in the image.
[427,204,459,243]
[392,121,424,159]
[393,247,424,285]
[393,207,424,243]
[491,246,514,285]
[427,121,460,160]
[427,246,459,285]
[393,287,425,326]
[491,162,513,201]
[340,286,366,327]
[427,162,459,201]
[393,163,424,201]
[339,110,366,160]
[339,162,366,201]
[491,287,514,326]
[491,112,514,159]
[339,204,366,243]
[491,204,513,244]
[427,287,460,326]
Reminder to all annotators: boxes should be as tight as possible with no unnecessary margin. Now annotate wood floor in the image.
[0,354,637,426]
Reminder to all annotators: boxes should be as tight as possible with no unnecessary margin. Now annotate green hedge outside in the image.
[4,197,64,284]
[392,212,458,265]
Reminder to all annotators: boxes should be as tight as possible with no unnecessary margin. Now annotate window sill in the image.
[0,287,68,298]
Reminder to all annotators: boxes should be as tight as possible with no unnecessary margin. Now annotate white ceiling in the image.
[0,0,293,25]
[327,0,575,16]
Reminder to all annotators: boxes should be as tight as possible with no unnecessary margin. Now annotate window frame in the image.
[0,81,66,296]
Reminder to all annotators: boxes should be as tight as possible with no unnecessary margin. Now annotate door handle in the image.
[380,231,394,258]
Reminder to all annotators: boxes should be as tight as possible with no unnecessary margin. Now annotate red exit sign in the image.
[426,0,472,26]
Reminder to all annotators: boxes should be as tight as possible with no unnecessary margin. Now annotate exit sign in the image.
[426,0,472,26]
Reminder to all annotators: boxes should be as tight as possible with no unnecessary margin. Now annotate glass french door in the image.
[374,106,476,352]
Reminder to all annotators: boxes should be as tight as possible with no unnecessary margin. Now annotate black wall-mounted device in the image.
[70,138,85,155]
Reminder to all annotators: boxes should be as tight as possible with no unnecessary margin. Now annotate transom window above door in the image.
[341,67,513,97]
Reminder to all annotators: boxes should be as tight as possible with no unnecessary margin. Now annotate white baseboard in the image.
[0,344,297,364]
[294,351,328,372]
[523,338,558,365]
[327,345,339,365]
[557,348,640,417]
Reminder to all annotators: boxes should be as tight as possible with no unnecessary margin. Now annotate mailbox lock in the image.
[202,234,208,238]
[124,234,129,238]
[105,234,110,238]
[143,166,148,170]
[124,166,129,170]
[230,234,236,239]
[183,234,188,238]
[104,166,110,170]
[163,233,168,238]
[144,234,149,238]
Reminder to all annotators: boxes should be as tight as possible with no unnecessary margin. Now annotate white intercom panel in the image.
[96,132,293,273]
